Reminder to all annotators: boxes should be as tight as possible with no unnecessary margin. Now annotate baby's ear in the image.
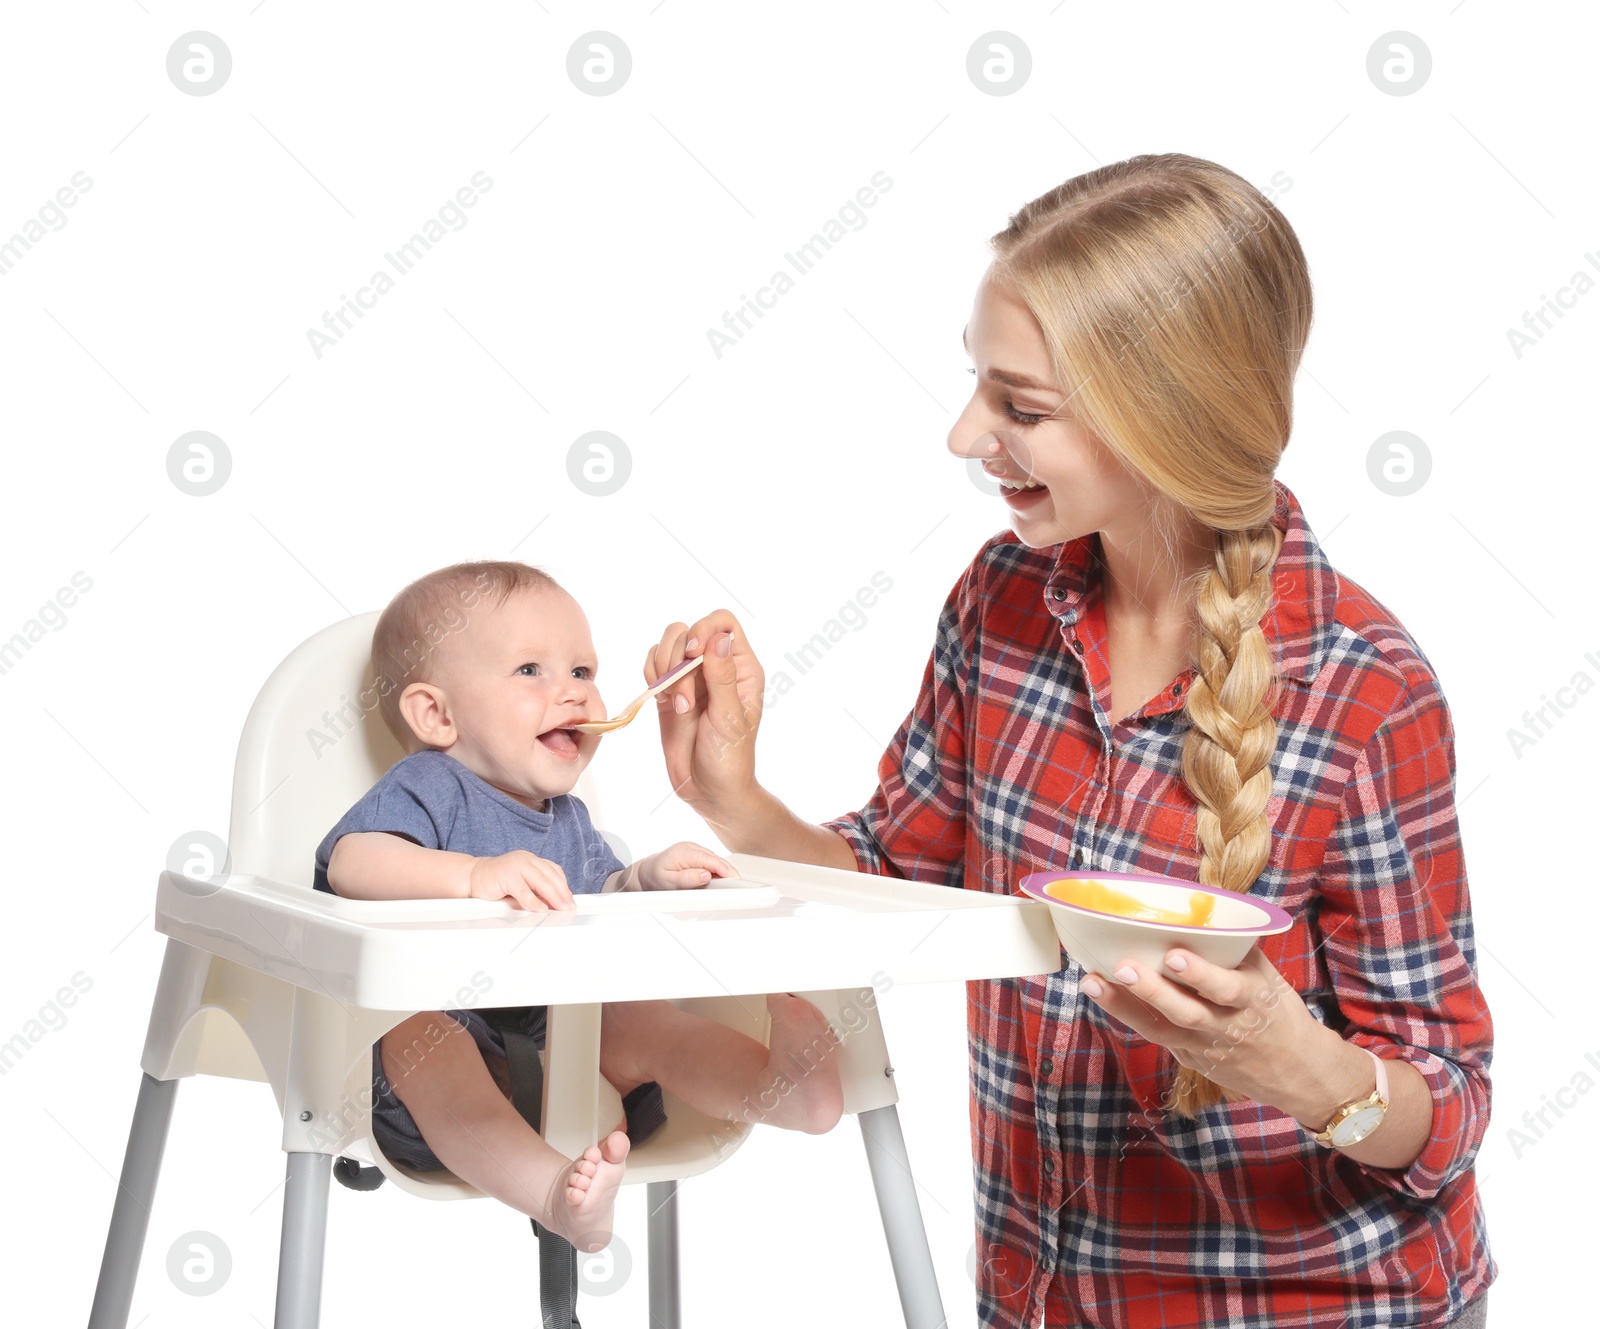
[399,679,454,748]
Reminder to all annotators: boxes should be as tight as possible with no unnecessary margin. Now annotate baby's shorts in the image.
[370,1005,667,1173]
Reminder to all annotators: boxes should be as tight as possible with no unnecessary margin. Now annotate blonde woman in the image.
[646,154,1493,1329]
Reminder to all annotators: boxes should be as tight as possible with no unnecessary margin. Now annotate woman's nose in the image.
[947,403,1002,463]
[973,433,1012,471]
[953,425,1038,485]
[949,422,1014,472]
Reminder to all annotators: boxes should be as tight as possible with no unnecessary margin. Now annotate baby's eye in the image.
[515,663,594,680]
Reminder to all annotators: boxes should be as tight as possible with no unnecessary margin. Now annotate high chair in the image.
[86,611,1060,1328]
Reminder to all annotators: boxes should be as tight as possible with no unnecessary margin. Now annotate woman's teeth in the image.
[999,477,1043,490]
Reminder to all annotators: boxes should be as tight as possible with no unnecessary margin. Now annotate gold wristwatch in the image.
[1307,1045,1390,1149]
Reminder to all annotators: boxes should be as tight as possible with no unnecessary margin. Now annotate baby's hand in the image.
[466,851,575,912]
[640,841,738,891]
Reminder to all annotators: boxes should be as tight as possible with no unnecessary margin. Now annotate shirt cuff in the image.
[818,812,898,877]
[1350,1041,1488,1201]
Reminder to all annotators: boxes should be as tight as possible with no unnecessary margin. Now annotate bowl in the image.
[1016,869,1294,978]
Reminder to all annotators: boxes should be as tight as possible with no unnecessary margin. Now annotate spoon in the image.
[569,653,705,734]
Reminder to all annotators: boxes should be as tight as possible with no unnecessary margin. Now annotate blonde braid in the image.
[1166,520,1286,1117]
[983,152,1310,1115]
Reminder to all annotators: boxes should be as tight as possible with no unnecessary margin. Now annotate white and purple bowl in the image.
[1017,869,1294,978]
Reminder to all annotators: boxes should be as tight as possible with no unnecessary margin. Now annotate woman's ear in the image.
[399,680,454,748]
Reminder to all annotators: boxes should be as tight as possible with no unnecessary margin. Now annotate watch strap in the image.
[1369,1045,1389,1106]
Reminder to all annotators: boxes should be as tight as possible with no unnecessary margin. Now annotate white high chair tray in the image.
[155,850,1061,1009]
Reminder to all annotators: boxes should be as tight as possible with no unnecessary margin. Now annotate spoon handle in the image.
[645,652,704,696]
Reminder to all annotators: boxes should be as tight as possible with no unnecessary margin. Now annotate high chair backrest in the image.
[227,612,604,887]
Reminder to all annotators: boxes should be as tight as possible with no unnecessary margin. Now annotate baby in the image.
[313,559,844,1251]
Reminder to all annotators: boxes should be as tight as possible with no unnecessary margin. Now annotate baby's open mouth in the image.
[538,727,580,757]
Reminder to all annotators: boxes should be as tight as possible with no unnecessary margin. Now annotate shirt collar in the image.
[1041,478,1335,685]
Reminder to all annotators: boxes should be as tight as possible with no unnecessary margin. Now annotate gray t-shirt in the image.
[312,748,625,896]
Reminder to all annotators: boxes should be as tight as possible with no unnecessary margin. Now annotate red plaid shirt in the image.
[822,479,1494,1328]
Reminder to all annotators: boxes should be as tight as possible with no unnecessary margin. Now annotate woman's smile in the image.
[1000,480,1051,511]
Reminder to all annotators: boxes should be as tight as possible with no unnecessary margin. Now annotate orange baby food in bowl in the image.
[1042,877,1217,928]
[1018,870,1293,978]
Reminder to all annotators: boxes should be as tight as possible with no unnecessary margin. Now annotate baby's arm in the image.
[327,833,574,910]
[601,861,646,894]
[327,831,473,900]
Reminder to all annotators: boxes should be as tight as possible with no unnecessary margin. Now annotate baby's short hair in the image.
[370,560,562,751]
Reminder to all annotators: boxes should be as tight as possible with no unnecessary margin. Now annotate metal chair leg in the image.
[859,1104,947,1329]
[646,1179,681,1329]
[273,1152,331,1329]
[88,1072,180,1329]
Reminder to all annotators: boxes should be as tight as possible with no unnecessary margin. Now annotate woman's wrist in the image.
[1280,1022,1377,1131]
[697,781,858,873]
[696,781,778,854]
[1274,1022,1434,1171]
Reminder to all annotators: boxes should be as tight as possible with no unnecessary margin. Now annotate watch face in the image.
[1332,1105,1385,1148]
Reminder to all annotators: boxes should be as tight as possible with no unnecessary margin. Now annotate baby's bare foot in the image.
[753,993,844,1134]
[544,1129,630,1252]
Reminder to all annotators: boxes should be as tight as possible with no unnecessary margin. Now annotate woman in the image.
[644,153,1493,1329]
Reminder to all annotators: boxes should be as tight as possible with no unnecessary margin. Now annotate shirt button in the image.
[1071,638,1084,654]
[1050,586,1067,601]
[1171,682,1183,695]
[1042,1157,1056,1175]
[1040,1058,1054,1076]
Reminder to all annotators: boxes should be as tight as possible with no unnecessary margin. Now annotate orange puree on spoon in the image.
[1044,878,1216,927]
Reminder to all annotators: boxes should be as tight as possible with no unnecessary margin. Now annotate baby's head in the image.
[370,560,605,812]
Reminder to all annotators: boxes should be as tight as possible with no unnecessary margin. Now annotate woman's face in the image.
[948,268,1148,550]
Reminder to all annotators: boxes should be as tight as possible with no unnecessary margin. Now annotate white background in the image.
[3,2,1594,1325]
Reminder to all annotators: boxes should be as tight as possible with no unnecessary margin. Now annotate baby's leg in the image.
[600,994,843,1135]
[379,1012,629,1251]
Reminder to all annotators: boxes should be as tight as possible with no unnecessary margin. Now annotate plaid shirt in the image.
[822,479,1494,1328]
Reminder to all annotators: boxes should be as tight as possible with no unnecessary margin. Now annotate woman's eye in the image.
[967,369,1048,426]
